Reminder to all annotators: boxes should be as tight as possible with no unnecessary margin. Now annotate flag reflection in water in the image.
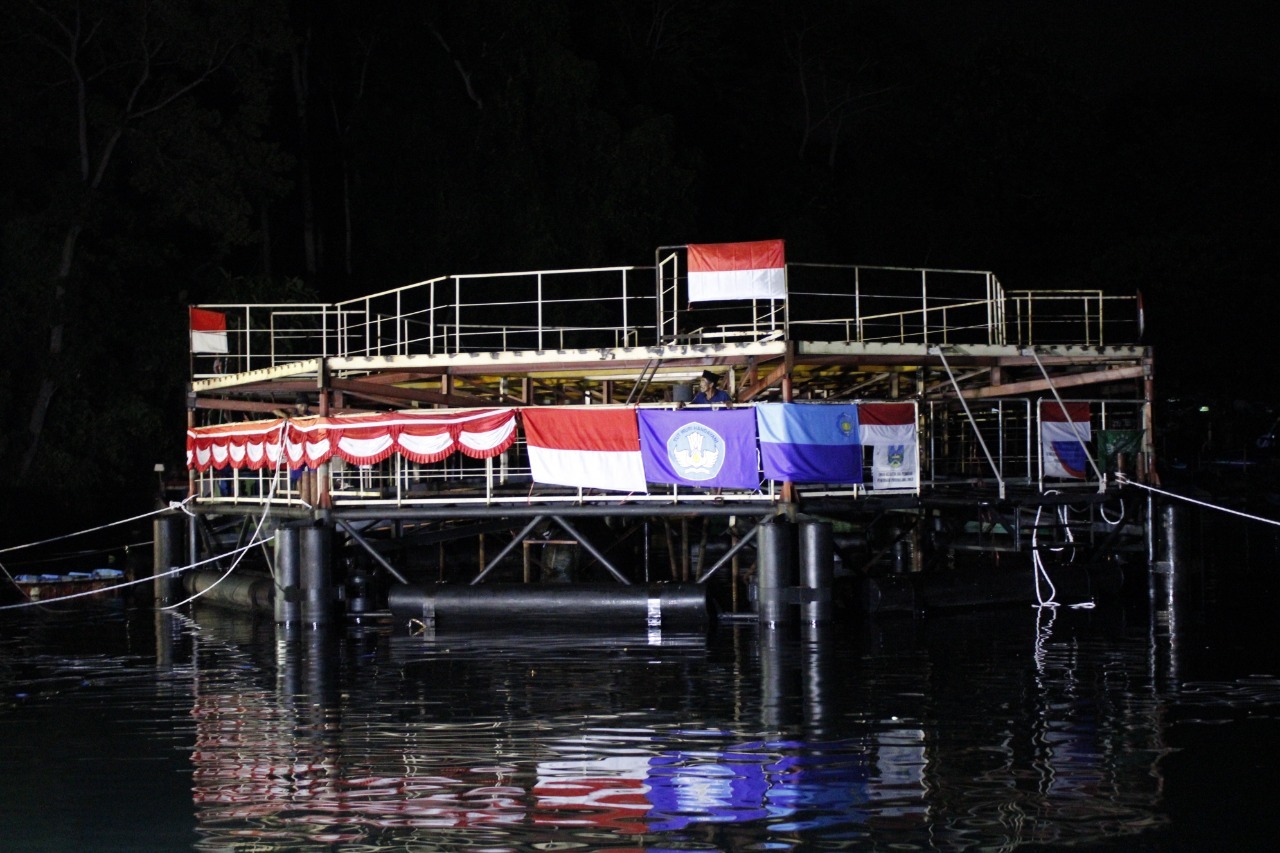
[530,729,928,835]
[192,707,927,844]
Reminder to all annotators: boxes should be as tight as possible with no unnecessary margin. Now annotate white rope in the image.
[2,422,299,612]
[162,421,289,610]
[0,497,193,556]
[1,539,152,568]
[1099,497,1126,526]
[1116,473,1280,527]
[0,538,272,611]
[158,532,277,610]
[1031,490,1094,610]
[1031,503,1059,607]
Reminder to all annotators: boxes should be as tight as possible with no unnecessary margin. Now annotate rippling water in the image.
[3,514,1279,851]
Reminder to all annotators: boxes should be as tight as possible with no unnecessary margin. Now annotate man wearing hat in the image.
[692,370,731,405]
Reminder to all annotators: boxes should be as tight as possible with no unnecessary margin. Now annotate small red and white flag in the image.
[190,307,229,354]
[857,402,917,446]
[687,239,786,302]
[521,407,648,493]
[1040,401,1092,479]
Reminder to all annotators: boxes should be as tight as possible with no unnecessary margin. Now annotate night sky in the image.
[0,0,1274,514]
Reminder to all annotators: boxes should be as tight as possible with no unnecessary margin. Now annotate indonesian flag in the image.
[859,403,918,490]
[1040,401,1092,479]
[857,403,917,446]
[687,239,786,302]
[521,407,648,494]
[190,307,228,354]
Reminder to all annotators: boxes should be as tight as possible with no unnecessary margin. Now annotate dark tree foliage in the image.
[0,0,1273,524]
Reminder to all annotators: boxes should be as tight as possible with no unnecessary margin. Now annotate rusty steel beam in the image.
[947,365,1147,399]
[329,377,490,407]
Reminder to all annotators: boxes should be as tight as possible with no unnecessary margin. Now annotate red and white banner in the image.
[187,409,517,472]
[190,307,229,354]
[1040,401,1092,479]
[859,403,918,490]
[687,239,786,302]
[521,407,648,493]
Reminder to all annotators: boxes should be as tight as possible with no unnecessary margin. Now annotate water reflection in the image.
[8,551,1280,852]
[158,607,1185,851]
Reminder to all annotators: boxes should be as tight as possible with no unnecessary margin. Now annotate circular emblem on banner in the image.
[837,410,856,439]
[667,421,725,480]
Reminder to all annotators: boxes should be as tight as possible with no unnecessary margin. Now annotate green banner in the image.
[1097,429,1143,471]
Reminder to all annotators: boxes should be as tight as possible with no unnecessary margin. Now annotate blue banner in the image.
[638,409,760,489]
[756,403,862,483]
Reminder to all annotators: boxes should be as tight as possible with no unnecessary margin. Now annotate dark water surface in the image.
[3,513,1279,851]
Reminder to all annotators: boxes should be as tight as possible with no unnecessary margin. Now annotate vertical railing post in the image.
[621,268,628,345]
[920,269,929,345]
[986,272,996,345]
[854,266,862,342]
[537,272,544,350]
[244,307,253,373]
[1098,292,1106,346]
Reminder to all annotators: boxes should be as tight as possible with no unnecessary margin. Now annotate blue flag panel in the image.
[756,403,862,483]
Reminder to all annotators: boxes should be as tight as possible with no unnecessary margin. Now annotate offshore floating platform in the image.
[173,240,1155,632]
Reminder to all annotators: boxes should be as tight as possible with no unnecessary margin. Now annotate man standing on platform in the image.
[692,370,731,405]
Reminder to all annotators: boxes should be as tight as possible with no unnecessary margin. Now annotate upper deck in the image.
[186,244,1152,514]
[191,248,1144,398]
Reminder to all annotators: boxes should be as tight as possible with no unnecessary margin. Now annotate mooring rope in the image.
[1099,497,1126,526]
[1031,502,1062,607]
[0,497,192,556]
[158,532,278,611]
[0,538,271,611]
[1116,472,1280,527]
[1031,490,1095,610]
[162,421,290,610]
[2,422,297,612]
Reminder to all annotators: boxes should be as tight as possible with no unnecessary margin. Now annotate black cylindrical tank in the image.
[387,582,711,633]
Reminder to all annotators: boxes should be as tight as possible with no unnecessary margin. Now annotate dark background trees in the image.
[1,0,1274,524]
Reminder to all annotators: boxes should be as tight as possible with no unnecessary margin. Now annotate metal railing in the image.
[333,266,655,358]
[923,397,1148,490]
[190,394,1148,510]
[190,302,335,379]
[1006,290,1137,347]
[190,402,924,509]
[190,264,1142,380]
